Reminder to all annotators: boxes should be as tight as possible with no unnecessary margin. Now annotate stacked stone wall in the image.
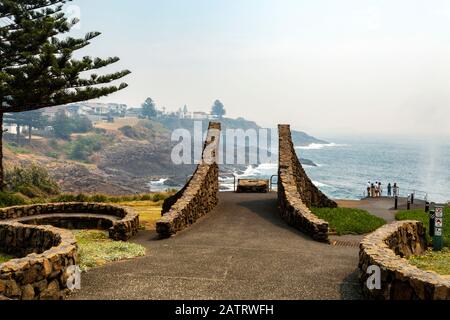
[0,223,77,300]
[359,221,450,300]
[0,203,139,241]
[157,122,221,238]
[277,125,337,242]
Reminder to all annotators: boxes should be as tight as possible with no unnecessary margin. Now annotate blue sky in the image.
[68,0,450,138]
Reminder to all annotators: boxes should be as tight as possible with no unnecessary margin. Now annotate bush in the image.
[152,193,168,202]
[68,135,106,162]
[51,193,90,203]
[0,192,27,207]
[89,194,109,203]
[51,192,172,204]
[51,111,94,140]
[46,151,59,159]
[5,164,60,197]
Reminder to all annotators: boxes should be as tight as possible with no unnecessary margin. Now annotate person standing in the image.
[367,181,371,198]
[393,183,399,197]
[378,182,382,197]
[371,183,375,198]
[387,183,392,197]
[374,181,379,197]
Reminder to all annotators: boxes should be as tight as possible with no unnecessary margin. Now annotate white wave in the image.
[148,178,170,192]
[312,180,331,188]
[149,178,168,186]
[295,143,346,150]
[238,163,278,178]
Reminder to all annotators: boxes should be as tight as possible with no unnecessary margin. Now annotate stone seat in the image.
[11,213,119,231]
[236,179,270,193]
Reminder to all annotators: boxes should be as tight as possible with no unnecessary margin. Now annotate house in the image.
[41,103,128,120]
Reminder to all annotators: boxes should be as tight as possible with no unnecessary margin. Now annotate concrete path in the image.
[70,192,363,300]
[336,197,426,223]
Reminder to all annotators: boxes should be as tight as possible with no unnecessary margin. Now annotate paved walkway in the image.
[337,197,426,223]
[70,192,363,300]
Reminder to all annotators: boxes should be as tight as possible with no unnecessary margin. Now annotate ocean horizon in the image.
[150,137,450,204]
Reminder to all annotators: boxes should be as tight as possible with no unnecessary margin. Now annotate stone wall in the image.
[157,122,221,238]
[0,222,78,300]
[277,125,337,242]
[0,203,139,241]
[359,220,450,300]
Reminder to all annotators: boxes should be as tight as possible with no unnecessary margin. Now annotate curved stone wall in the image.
[359,220,450,300]
[157,122,221,238]
[0,203,139,241]
[277,125,337,242]
[0,222,77,300]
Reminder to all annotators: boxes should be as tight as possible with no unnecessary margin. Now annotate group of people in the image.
[366,181,399,198]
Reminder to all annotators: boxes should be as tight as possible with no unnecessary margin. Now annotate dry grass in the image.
[93,117,140,131]
[119,200,164,230]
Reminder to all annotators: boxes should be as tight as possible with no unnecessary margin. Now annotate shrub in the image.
[51,111,94,140]
[140,194,153,201]
[46,151,59,159]
[152,193,168,202]
[89,194,109,203]
[51,192,172,204]
[5,164,60,197]
[68,135,106,162]
[0,192,27,207]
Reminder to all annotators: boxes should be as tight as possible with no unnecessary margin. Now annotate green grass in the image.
[73,230,146,271]
[0,252,14,264]
[311,207,386,235]
[409,248,450,275]
[5,143,32,155]
[396,207,450,247]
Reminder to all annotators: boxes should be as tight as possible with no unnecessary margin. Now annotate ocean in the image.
[218,137,450,204]
[149,137,450,204]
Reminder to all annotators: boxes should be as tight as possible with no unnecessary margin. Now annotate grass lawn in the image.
[118,200,164,230]
[74,230,146,271]
[395,207,450,247]
[0,252,14,264]
[409,248,450,276]
[311,207,386,235]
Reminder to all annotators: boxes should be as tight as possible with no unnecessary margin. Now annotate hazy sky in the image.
[69,0,450,138]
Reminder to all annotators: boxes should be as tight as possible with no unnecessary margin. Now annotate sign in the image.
[433,206,444,251]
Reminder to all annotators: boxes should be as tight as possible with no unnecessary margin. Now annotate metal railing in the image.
[269,175,278,192]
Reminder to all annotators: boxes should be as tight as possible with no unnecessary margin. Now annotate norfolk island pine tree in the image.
[0,0,131,190]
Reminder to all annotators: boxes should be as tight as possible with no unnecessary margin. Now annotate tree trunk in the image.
[28,124,32,144]
[0,113,4,191]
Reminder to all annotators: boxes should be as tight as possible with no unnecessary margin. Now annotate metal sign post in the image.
[433,205,444,251]
[429,209,435,237]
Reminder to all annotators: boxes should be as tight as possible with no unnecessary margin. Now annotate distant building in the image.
[41,102,128,120]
